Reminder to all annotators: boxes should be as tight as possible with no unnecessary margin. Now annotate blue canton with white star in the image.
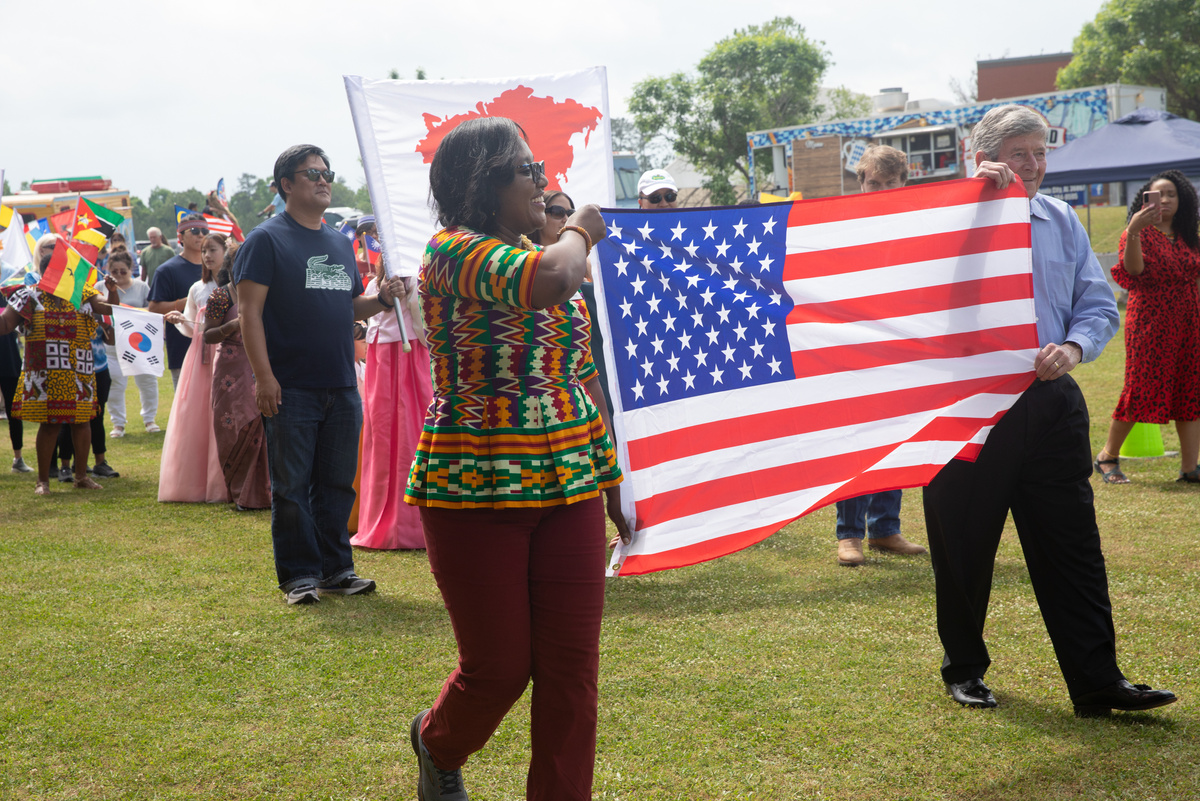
[595,205,797,411]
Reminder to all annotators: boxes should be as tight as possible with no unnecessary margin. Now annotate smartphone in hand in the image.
[1144,189,1161,214]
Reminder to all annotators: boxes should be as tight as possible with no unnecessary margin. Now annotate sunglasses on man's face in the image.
[546,204,574,219]
[643,191,677,205]
[294,168,335,183]
[187,228,210,236]
[517,161,546,183]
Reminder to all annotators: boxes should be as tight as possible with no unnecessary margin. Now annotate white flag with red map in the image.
[344,67,613,277]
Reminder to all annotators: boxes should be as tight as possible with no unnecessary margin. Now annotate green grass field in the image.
[3,307,1197,800]
[1075,205,1129,255]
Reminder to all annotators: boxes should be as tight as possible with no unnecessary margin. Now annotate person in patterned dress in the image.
[1094,169,1200,485]
[0,241,120,494]
[404,116,629,801]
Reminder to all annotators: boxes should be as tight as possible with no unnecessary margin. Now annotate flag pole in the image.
[375,237,411,353]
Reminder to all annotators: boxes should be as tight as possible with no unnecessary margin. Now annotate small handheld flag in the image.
[39,239,99,309]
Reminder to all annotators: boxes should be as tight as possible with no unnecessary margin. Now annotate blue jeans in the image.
[835,490,902,540]
[262,386,362,591]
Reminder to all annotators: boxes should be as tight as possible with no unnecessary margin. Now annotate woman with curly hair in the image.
[405,116,628,800]
[1095,169,1200,484]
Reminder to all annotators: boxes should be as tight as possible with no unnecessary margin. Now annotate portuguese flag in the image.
[39,239,99,309]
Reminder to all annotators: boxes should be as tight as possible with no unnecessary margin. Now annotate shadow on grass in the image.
[603,544,1036,620]
[949,692,1184,800]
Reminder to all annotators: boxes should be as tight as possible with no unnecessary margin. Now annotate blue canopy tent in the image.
[1042,107,1200,187]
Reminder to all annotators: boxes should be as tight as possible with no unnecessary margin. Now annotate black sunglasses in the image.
[188,228,210,236]
[294,168,335,183]
[517,161,546,182]
[642,191,677,205]
[546,204,574,218]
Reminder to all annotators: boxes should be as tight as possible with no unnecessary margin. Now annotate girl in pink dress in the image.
[350,272,433,550]
[158,233,228,503]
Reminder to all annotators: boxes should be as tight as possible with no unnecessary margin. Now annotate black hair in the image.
[40,252,53,271]
[428,117,529,232]
[273,144,330,203]
[216,240,239,287]
[1127,169,1200,252]
[529,191,575,245]
[180,211,206,226]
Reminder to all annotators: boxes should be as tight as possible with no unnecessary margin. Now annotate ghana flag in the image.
[39,239,99,309]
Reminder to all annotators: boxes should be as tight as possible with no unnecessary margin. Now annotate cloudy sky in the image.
[1,0,1102,202]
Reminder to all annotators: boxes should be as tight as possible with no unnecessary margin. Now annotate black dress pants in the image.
[923,374,1125,699]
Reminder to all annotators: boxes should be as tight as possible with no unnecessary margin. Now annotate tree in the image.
[629,17,829,204]
[819,86,873,121]
[949,70,977,105]
[1057,0,1200,120]
[610,116,672,172]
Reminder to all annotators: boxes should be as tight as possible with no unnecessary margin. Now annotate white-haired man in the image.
[137,226,174,286]
[924,104,1177,718]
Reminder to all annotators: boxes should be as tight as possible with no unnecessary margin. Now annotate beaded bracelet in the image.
[558,224,592,254]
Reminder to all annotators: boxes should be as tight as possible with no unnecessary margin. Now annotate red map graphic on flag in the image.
[416,86,603,190]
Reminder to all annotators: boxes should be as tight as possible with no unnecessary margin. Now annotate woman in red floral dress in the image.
[1095,170,1200,484]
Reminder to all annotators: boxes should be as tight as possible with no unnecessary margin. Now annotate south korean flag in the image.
[112,304,166,377]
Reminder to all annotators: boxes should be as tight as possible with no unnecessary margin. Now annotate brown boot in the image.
[868,533,927,555]
[837,538,865,566]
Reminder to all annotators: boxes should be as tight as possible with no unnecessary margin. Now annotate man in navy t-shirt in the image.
[147,213,207,394]
[235,144,402,606]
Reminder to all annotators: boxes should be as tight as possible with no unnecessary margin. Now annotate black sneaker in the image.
[58,466,74,483]
[317,574,376,596]
[285,585,320,605]
[411,709,469,800]
[91,463,120,478]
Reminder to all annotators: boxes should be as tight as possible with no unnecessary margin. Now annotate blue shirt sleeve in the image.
[1029,195,1119,363]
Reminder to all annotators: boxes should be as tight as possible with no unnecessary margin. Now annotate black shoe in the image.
[1072,679,1178,718]
[946,678,998,708]
[317,574,376,596]
[90,462,120,478]
[411,709,469,800]
[58,466,74,483]
[285,585,320,606]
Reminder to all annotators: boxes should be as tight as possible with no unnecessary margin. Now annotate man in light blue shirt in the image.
[923,104,1177,718]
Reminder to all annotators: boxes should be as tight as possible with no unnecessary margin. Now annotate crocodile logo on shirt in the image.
[305,254,353,291]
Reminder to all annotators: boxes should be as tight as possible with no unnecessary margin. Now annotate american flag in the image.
[595,179,1039,576]
[174,205,235,237]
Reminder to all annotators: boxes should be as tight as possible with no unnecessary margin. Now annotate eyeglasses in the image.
[517,161,546,182]
[546,204,574,218]
[187,228,210,236]
[642,191,677,205]
[294,168,335,183]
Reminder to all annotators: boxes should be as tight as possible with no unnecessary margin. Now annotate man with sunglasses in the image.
[235,144,404,606]
[637,169,680,209]
[148,213,208,391]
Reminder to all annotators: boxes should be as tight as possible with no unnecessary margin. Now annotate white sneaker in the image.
[110,427,125,438]
[145,422,162,433]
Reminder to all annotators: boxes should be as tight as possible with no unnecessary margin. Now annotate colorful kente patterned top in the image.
[404,227,622,509]
[8,285,100,425]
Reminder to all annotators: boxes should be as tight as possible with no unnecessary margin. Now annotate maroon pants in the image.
[419,496,607,801]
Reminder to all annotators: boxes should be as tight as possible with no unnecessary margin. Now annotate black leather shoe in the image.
[1072,679,1178,718]
[946,678,998,708]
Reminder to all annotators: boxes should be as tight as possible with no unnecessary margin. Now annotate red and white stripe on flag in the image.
[204,215,234,236]
[601,179,1039,576]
